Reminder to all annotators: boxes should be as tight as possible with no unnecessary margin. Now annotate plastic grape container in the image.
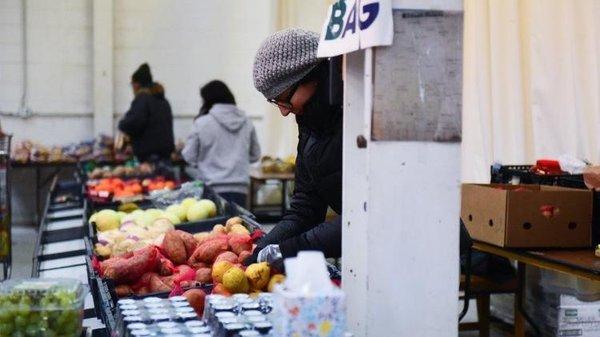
[0,278,87,337]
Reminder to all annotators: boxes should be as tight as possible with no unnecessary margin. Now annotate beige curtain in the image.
[261,0,333,158]
[462,0,600,182]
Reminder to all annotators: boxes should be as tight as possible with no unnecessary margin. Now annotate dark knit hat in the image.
[253,28,321,99]
[132,63,153,87]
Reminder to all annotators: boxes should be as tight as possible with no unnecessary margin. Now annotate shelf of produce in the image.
[86,214,264,328]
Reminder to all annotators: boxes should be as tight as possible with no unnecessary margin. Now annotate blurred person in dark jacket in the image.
[245,28,342,265]
[182,80,261,207]
[118,63,175,163]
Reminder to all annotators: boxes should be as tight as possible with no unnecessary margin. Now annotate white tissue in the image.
[283,251,333,295]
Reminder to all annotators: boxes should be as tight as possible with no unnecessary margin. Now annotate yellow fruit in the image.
[187,202,210,221]
[193,232,212,243]
[95,209,120,232]
[166,204,187,222]
[118,202,138,213]
[160,211,181,225]
[181,198,198,211]
[225,217,243,231]
[212,224,227,235]
[229,224,250,236]
[212,261,235,284]
[268,274,286,292]
[223,267,250,294]
[94,244,112,257]
[198,199,218,217]
[245,262,271,291]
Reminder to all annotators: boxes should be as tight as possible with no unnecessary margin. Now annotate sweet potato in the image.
[173,230,197,258]
[188,237,229,265]
[212,283,232,296]
[115,285,133,297]
[183,289,206,316]
[148,274,171,293]
[215,251,238,264]
[228,233,252,255]
[162,231,187,265]
[195,267,212,283]
[158,255,176,276]
[237,250,252,264]
[103,246,160,284]
[172,265,196,285]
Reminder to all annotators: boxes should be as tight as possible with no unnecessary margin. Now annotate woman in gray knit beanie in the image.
[253,28,323,116]
[245,28,343,265]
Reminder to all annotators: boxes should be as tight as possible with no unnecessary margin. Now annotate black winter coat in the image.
[118,85,175,162]
[256,90,343,259]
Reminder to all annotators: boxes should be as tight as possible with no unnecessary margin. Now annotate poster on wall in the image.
[372,10,463,142]
[317,0,393,57]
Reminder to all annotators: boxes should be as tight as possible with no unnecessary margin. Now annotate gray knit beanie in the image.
[253,28,321,99]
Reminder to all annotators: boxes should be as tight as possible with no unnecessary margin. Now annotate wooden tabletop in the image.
[249,167,295,181]
[473,241,600,281]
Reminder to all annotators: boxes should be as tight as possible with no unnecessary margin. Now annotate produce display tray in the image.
[45,217,86,231]
[37,239,87,261]
[38,264,88,285]
[39,255,87,270]
[85,187,233,239]
[86,215,262,325]
[47,207,85,220]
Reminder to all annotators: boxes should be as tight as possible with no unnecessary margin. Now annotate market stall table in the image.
[11,161,78,222]
[473,241,600,337]
[249,167,294,221]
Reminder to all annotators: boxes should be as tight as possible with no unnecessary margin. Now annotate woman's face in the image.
[271,81,318,117]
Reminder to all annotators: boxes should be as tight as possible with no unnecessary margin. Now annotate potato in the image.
[195,267,212,283]
[162,230,187,265]
[189,237,229,264]
[237,250,252,264]
[183,289,206,316]
[173,230,198,258]
[228,233,253,255]
[214,251,238,264]
[225,217,243,232]
[212,283,232,296]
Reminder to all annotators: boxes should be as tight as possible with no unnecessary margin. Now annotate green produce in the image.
[0,279,85,337]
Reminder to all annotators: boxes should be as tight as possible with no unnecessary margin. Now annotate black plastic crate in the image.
[490,164,598,244]
[88,215,262,320]
[85,187,235,239]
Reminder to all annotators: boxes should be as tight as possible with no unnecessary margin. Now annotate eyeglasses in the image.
[267,82,300,109]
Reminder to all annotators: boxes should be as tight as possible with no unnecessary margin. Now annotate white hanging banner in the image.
[317,0,393,57]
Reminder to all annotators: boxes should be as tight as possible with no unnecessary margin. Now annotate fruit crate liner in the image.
[39,255,86,271]
[46,217,85,231]
[39,264,89,285]
[42,238,86,255]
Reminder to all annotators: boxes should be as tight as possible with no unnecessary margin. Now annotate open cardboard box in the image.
[461,184,593,248]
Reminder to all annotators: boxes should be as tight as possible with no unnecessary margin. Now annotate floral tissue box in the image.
[273,287,346,337]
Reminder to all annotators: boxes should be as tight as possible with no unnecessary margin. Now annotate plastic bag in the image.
[148,181,204,209]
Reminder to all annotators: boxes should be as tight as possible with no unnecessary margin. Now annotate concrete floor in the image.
[9,224,37,279]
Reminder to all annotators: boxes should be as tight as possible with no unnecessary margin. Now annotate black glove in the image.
[243,247,261,266]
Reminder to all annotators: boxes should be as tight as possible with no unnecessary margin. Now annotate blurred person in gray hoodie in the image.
[182,80,261,206]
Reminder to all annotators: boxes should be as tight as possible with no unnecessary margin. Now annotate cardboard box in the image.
[461,184,592,248]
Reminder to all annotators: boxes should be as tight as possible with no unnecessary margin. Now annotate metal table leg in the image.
[515,262,540,337]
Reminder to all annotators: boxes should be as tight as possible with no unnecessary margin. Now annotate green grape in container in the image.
[0,278,86,337]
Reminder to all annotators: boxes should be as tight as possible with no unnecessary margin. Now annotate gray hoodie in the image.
[182,104,261,194]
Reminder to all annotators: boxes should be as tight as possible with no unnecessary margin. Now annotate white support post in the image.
[342,1,462,337]
[92,0,114,136]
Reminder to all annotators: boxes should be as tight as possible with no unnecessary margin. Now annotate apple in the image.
[180,197,198,212]
[166,204,187,222]
[186,202,210,221]
[198,199,217,217]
